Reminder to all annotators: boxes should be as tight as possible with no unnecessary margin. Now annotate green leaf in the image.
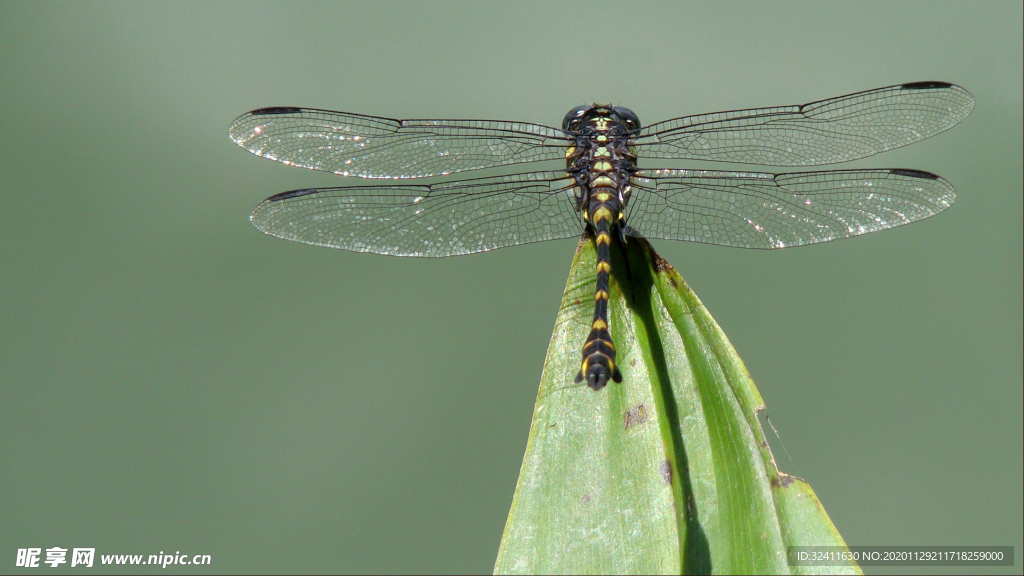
[494,236,860,575]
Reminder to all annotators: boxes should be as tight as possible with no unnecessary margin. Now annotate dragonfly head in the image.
[562,104,641,133]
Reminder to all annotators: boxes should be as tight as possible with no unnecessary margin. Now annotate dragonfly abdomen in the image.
[575,187,625,390]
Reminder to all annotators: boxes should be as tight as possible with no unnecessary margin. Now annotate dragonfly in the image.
[230,82,973,390]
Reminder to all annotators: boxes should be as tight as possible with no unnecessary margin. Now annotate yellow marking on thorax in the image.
[592,175,614,187]
[594,146,609,157]
[596,134,608,143]
[593,160,612,171]
[594,192,612,202]
[565,145,576,158]
[592,319,607,330]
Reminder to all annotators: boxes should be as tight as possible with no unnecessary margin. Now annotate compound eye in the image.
[562,105,591,131]
[614,106,641,131]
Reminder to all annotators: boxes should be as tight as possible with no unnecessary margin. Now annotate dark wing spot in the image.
[890,168,940,180]
[251,106,303,115]
[900,81,953,90]
[269,188,318,201]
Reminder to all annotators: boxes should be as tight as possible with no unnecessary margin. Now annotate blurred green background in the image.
[1,2,1020,574]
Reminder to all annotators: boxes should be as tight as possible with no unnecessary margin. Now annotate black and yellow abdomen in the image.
[574,187,624,389]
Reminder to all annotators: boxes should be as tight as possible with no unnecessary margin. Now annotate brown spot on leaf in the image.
[660,460,673,484]
[654,254,673,272]
[623,404,647,429]
[772,473,796,488]
[580,494,591,505]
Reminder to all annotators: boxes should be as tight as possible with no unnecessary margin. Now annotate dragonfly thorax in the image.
[564,108,639,222]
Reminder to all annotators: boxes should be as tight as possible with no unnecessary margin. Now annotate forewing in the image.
[635,82,974,166]
[625,168,955,249]
[230,108,569,179]
[250,172,584,257]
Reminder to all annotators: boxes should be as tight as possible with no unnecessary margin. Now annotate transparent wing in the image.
[625,168,955,249]
[230,108,570,179]
[635,82,974,166]
[250,172,583,257]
